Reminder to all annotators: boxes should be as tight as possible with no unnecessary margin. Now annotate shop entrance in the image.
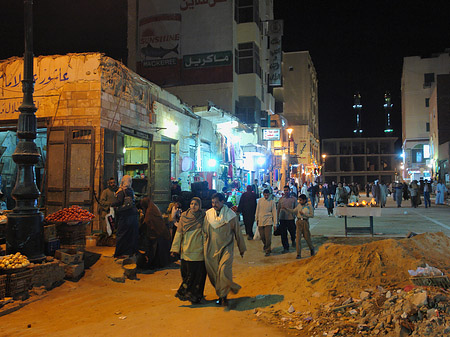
[46,127,94,214]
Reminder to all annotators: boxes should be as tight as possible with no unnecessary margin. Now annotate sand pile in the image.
[240,232,450,310]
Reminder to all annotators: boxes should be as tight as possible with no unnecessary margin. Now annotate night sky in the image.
[1,0,450,141]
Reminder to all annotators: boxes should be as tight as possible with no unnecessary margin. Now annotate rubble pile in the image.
[257,286,449,336]
[240,232,450,336]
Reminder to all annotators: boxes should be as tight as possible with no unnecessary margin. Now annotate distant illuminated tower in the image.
[384,92,394,135]
[353,93,363,136]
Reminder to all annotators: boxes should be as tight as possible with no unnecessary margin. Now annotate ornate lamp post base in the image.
[7,213,44,263]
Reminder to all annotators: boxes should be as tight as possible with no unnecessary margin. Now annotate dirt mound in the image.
[240,232,450,310]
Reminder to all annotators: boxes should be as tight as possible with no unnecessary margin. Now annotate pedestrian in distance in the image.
[171,197,207,304]
[282,194,315,259]
[423,179,432,208]
[394,182,403,208]
[277,185,297,253]
[409,180,419,208]
[435,180,447,205]
[237,185,258,240]
[203,193,246,306]
[111,175,139,259]
[255,189,277,257]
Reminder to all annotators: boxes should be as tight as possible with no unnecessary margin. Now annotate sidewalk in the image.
[309,196,450,237]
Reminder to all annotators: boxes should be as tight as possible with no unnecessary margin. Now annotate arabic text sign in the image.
[262,128,281,141]
[268,20,283,86]
[183,51,232,69]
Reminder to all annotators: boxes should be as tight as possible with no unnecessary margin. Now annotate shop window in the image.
[123,134,149,196]
[412,149,424,163]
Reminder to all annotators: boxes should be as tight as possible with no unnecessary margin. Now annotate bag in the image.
[273,226,281,236]
[253,227,261,240]
[117,195,134,212]
[105,207,115,236]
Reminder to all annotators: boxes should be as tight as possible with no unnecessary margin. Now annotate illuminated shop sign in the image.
[261,128,281,141]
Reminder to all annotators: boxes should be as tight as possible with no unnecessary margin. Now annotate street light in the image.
[6,0,45,262]
[286,128,293,184]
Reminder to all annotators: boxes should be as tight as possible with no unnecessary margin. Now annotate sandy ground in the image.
[0,235,305,337]
[1,201,449,336]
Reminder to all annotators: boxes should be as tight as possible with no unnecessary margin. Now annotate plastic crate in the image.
[6,269,33,298]
[0,274,6,299]
[45,239,61,256]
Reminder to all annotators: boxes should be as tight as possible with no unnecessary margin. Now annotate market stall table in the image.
[335,206,382,236]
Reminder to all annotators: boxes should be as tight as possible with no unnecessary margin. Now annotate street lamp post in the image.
[6,0,45,262]
[286,128,293,185]
[321,154,327,182]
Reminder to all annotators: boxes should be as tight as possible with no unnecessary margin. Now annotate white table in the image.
[335,207,382,236]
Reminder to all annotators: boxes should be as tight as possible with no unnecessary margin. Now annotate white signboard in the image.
[262,128,281,141]
[268,20,283,86]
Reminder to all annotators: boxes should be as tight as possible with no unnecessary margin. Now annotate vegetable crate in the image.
[0,274,6,299]
[45,239,61,256]
[6,269,33,298]
[56,223,87,247]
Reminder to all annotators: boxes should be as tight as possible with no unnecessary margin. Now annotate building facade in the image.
[0,53,223,229]
[126,0,278,186]
[273,51,320,185]
[322,137,399,185]
[401,51,450,181]
[429,74,450,184]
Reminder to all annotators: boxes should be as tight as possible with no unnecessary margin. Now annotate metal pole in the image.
[6,0,45,262]
[287,136,290,185]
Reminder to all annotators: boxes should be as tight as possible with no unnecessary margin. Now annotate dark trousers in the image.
[424,191,431,208]
[279,219,296,250]
[243,216,255,238]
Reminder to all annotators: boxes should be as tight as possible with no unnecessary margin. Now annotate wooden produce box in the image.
[0,274,6,299]
[55,249,84,265]
[44,224,57,242]
[6,269,33,299]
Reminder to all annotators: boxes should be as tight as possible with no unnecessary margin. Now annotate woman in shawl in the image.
[170,197,206,304]
[139,197,172,269]
[111,175,139,259]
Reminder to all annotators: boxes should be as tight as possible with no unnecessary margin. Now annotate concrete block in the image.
[77,100,91,108]
[76,82,91,91]
[64,261,85,279]
[90,82,101,91]
[72,91,88,100]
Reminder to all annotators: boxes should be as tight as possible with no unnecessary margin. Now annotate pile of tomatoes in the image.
[45,205,95,223]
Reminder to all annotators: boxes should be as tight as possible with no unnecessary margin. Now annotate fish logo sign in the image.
[141,43,179,59]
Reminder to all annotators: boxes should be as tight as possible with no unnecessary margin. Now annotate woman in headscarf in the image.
[139,197,172,269]
[111,175,139,259]
[170,197,206,304]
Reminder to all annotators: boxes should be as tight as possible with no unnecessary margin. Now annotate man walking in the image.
[283,194,315,259]
[99,177,118,232]
[237,185,258,240]
[251,179,260,198]
[204,193,246,306]
[277,185,297,253]
[255,189,277,256]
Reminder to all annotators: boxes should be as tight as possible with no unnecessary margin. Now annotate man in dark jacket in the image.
[237,185,258,240]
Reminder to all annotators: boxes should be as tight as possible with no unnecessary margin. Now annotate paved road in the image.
[309,196,450,237]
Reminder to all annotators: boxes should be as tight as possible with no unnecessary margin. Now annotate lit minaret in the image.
[384,92,393,135]
[353,93,363,136]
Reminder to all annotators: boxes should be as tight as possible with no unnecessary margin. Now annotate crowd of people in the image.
[98,175,447,307]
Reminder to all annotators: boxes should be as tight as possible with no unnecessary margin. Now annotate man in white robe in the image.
[435,181,447,205]
[203,193,246,306]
